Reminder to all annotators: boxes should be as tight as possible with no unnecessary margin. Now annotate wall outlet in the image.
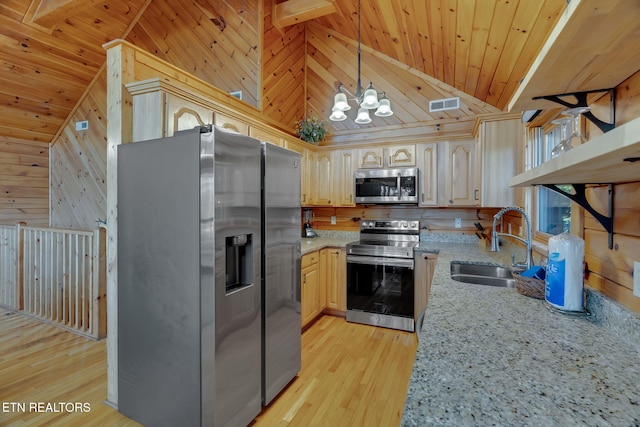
[330,215,336,225]
[75,120,88,131]
[454,218,462,228]
[634,262,640,297]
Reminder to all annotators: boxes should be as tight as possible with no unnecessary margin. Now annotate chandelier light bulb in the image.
[333,91,351,112]
[329,108,347,121]
[354,107,372,124]
[374,97,393,117]
[360,83,380,109]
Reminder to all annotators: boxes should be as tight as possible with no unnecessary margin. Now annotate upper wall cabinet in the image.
[215,113,249,135]
[357,145,416,169]
[283,138,314,207]
[440,140,477,207]
[333,149,355,207]
[358,147,384,168]
[314,151,333,206]
[249,126,283,147]
[476,117,522,207]
[166,95,214,137]
[416,143,438,207]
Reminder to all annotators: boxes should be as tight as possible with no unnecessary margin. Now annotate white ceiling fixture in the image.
[428,97,460,112]
[329,0,393,125]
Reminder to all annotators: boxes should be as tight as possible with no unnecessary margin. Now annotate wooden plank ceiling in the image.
[0,0,565,146]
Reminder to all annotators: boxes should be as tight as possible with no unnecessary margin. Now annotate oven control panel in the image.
[360,220,419,232]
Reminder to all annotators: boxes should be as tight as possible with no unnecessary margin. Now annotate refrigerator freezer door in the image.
[118,129,203,427]
[210,128,263,427]
[262,142,302,405]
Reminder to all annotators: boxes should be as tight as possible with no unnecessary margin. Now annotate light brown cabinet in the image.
[357,145,416,169]
[249,126,283,147]
[387,145,416,167]
[416,142,438,206]
[440,140,477,206]
[284,138,314,207]
[214,113,248,135]
[414,252,437,330]
[320,248,346,313]
[166,94,213,137]
[301,251,322,328]
[476,118,521,207]
[333,149,355,206]
[314,151,333,206]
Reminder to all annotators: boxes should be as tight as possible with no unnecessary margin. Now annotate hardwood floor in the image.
[0,308,417,426]
[252,316,418,427]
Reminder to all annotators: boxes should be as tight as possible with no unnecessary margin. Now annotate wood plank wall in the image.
[579,70,640,313]
[262,0,306,132]
[311,206,500,235]
[50,72,107,231]
[0,137,48,226]
[126,0,261,107]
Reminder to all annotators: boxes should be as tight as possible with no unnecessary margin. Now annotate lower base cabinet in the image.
[302,247,347,328]
[321,248,346,313]
[301,251,322,328]
[414,253,437,330]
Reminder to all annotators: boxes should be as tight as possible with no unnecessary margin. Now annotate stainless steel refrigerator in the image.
[117,125,301,427]
[261,142,301,405]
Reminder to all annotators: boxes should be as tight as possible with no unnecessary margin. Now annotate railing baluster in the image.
[7,226,105,339]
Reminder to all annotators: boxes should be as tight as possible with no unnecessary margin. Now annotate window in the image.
[531,125,571,239]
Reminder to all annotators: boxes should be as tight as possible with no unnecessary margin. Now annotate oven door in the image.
[346,255,414,332]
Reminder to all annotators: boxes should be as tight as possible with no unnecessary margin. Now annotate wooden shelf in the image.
[508,0,640,112]
[509,116,640,187]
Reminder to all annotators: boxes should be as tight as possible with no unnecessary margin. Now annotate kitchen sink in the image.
[450,261,515,288]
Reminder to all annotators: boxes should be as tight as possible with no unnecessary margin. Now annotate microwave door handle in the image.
[397,173,401,200]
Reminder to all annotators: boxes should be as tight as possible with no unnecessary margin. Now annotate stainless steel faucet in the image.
[491,206,533,270]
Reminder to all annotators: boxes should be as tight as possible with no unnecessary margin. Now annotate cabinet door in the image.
[414,253,437,328]
[314,151,333,206]
[284,139,312,206]
[444,140,477,206]
[417,143,438,206]
[214,113,249,135]
[249,126,283,146]
[479,119,520,207]
[301,265,319,327]
[322,248,346,312]
[387,145,416,167]
[358,147,384,169]
[166,94,214,137]
[334,149,355,206]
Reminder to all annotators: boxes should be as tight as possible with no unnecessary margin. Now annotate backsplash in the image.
[420,231,478,244]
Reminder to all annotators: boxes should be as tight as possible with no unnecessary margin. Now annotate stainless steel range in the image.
[346,220,419,332]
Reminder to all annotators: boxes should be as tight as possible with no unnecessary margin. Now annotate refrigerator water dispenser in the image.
[225,234,253,294]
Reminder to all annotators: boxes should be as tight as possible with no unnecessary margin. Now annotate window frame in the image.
[526,122,572,244]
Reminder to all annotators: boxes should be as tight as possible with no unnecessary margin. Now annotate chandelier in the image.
[329,0,393,124]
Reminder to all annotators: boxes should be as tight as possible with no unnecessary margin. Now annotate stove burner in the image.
[347,219,420,259]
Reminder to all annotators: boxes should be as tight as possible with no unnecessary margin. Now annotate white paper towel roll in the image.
[545,232,584,312]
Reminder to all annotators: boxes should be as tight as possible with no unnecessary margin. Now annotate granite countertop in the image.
[301,231,358,254]
[402,242,640,426]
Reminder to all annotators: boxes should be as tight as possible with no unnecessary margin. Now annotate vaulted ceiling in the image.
[0,0,566,146]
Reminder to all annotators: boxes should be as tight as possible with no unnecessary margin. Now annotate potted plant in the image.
[295,115,327,145]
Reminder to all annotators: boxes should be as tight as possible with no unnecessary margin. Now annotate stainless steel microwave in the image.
[354,167,419,204]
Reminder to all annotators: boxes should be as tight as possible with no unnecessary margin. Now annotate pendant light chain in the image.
[356,0,362,99]
[328,0,394,123]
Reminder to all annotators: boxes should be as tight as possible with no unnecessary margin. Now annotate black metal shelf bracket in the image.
[533,88,616,134]
[542,183,614,249]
